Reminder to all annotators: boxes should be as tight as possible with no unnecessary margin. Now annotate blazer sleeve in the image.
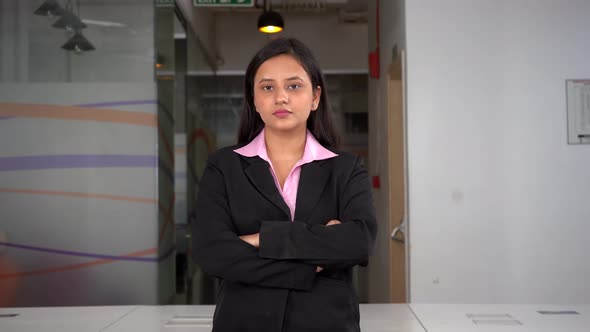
[191,159,317,291]
[258,156,378,269]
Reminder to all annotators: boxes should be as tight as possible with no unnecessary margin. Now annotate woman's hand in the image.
[325,219,341,226]
[239,233,260,248]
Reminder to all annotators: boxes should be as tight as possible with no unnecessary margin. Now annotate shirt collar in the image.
[234,128,337,163]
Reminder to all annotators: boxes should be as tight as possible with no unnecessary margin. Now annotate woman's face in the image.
[253,54,321,134]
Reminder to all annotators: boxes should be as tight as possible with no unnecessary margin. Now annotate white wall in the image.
[405,0,590,304]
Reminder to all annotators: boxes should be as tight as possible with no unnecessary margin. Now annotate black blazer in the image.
[191,144,377,332]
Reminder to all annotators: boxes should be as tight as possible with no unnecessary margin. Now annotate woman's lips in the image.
[273,110,291,118]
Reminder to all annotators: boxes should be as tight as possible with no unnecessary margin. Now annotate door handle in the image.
[390,218,406,244]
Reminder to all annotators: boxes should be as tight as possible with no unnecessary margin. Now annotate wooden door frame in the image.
[386,50,409,303]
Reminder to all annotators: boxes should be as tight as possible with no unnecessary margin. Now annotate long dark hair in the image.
[237,38,340,148]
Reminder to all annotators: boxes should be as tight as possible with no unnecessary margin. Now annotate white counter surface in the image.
[1,304,588,331]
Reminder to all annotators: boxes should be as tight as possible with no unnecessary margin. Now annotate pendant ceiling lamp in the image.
[52,9,87,31]
[33,0,95,53]
[34,0,66,17]
[61,30,95,53]
[258,0,284,34]
[52,0,87,31]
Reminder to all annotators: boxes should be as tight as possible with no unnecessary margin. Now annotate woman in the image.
[192,38,377,332]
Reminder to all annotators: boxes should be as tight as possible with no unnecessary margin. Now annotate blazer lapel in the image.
[294,160,330,223]
[243,157,291,219]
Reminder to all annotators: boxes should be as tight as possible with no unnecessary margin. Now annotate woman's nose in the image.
[275,88,288,104]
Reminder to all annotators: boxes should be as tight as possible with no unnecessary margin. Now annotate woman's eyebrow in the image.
[285,76,304,81]
[257,76,304,84]
[257,78,275,84]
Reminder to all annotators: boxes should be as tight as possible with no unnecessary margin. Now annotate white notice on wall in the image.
[566,79,590,144]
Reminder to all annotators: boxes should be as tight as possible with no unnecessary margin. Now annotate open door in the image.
[387,51,408,303]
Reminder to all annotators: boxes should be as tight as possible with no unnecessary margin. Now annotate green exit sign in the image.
[194,0,254,7]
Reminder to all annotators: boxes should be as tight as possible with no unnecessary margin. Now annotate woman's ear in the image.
[311,86,321,111]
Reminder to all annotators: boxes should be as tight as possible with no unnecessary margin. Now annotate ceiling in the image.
[205,0,368,23]
[206,0,367,13]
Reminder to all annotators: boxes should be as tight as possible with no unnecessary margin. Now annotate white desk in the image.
[0,306,135,332]
[107,305,216,332]
[359,304,425,332]
[1,304,422,332]
[409,304,590,332]
[104,304,425,332]
[1,304,588,332]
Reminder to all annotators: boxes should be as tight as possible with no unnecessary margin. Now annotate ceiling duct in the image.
[338,8,367,24]
[281,0,328,12]
[338,0,367,24]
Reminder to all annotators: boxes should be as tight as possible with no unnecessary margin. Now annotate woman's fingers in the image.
[239,233,260,248]
[325,219,341,226]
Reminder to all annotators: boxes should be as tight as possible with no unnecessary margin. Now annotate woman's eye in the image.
[262,85,273,91]
[288,84,301,90]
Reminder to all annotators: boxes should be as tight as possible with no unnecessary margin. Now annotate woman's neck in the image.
[264,127,306,161]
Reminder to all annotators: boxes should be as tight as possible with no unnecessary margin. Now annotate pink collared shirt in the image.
[234,129,338,221]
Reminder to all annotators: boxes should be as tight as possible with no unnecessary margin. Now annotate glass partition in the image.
[0,0,182,306]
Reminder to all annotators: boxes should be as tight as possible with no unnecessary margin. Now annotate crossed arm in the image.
[191,156,377,291]
[240,219,341,247]
[239,219,342,273]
